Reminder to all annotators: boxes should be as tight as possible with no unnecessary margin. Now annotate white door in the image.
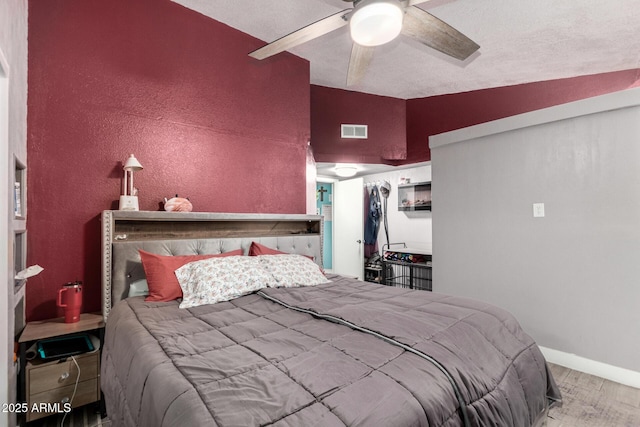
[333,177,364,279]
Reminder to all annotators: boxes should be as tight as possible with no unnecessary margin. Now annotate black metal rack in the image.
[381,244,432,291]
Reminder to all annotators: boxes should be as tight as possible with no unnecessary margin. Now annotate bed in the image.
[100,210,561,427]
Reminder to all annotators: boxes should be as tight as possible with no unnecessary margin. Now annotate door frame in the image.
[1,46,11,427]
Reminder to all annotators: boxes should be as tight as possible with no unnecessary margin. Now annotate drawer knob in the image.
[59,372,70,381]
[61,397,70,404]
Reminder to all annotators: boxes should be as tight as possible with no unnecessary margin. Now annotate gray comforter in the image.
[101,275,560,427]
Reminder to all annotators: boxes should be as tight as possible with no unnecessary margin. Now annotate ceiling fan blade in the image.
[347,43,375,86]
[402,6,479,61]
[249,10,350,60]
[404,0,433,6]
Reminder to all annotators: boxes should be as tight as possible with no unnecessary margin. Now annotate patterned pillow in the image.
[258,254,330,288]
[139,249,243,302]
[175,256,275,308]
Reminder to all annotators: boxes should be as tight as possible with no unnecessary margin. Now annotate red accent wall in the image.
[405,69,640,163]
[310,85,406,164]
[311,69,639,165]
[26,0,310,321]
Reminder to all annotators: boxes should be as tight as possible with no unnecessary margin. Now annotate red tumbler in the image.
[57,282,83,323]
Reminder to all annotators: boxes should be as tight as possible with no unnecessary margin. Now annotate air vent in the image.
[341,124,368,139]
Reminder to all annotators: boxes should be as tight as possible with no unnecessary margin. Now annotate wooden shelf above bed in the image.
[102,211,322,242]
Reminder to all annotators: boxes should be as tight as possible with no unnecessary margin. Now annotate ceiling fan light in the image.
[350,0,403,47]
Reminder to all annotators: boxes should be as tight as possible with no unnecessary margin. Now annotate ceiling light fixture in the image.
[334,164,359,178]
[350,0,404,47]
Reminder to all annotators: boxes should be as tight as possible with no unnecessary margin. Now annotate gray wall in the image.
[430,89,640,373]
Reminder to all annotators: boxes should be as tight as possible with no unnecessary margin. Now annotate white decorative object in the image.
[119,154,143,211]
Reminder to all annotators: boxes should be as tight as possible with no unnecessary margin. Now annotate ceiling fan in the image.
[248,0,480,86]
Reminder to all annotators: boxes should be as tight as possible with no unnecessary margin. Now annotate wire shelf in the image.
[381,243,433,292]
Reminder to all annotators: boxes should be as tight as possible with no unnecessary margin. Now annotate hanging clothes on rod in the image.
[364,184,381,257]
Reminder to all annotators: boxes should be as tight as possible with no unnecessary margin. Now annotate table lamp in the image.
[119,154,143,211]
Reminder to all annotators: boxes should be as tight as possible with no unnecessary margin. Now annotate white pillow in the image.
[175,256,275,308]
[258,254,330,288]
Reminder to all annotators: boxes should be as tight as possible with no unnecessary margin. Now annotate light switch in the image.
[533,203,545,218]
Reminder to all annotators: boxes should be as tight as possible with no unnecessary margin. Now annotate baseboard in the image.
[539,346,640,389]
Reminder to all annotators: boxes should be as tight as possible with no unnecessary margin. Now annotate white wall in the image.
[0,1,28,425]
[0,49,10,427]
[306,144,317,215]
[430,89,640,380]
[361,163,432,253]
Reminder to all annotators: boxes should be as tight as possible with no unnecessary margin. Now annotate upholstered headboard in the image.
[101,211,323,322]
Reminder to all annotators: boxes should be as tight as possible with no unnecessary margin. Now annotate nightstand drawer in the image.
[27,352,99,395]
[27,378,99,422]
[18,314,105,425]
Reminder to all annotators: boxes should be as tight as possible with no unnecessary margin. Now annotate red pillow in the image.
[140,249,243,302]
[249,241,287,256]
[248,242,320,269]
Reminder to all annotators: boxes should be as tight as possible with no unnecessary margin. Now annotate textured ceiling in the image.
[173,0,640,99]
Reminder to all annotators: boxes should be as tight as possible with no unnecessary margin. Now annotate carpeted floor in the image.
[547,363,640,427]
[29,403,108,427]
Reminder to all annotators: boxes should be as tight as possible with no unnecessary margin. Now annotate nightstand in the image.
[18,313,104,423]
